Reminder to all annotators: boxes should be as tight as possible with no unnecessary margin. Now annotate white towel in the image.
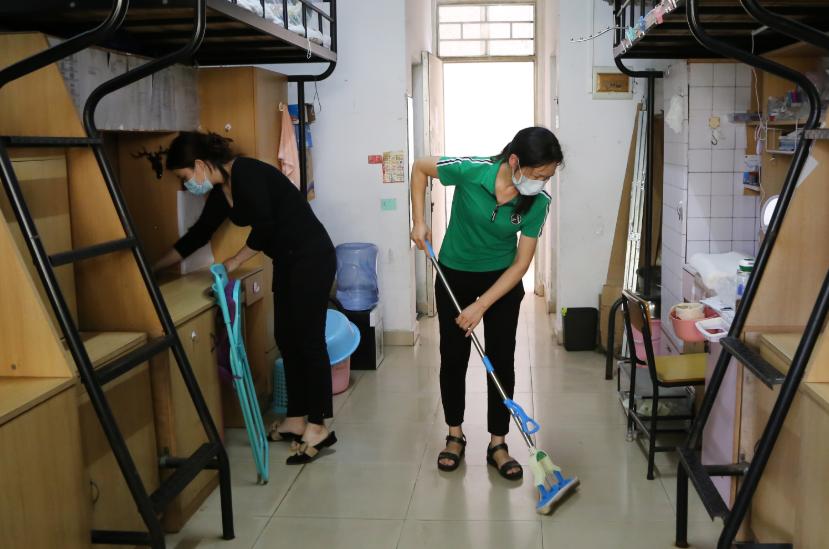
[278,107,300,189]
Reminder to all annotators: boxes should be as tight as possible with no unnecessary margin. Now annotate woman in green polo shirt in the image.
[410,126,562,480]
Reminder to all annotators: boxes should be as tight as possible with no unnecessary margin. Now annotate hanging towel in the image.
[278,107,301,189]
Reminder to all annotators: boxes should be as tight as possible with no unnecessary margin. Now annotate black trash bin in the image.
[562,307,598,351]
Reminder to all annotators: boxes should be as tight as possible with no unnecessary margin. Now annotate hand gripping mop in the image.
[425,241,579,514]
[211,264,270,484]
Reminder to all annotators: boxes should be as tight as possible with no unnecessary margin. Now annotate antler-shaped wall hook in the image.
[132,146,169,180]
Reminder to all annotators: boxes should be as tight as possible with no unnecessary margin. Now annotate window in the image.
[438,3,535,58]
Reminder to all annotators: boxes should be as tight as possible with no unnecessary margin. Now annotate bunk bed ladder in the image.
[0,1,234,547]
[674,1,829,548]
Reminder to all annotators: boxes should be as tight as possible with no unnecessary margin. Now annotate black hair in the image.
[492,126,564,216]
[166,131,237,183]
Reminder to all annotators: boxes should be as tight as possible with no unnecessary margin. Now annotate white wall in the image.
[554,0,663,326]
[267,0,419,337]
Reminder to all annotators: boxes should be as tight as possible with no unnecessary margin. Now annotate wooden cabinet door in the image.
[78,365,159,548]
[161,308,222,530]
[0,388,91,549]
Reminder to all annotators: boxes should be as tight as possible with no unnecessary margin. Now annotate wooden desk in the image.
[740,333,829,546]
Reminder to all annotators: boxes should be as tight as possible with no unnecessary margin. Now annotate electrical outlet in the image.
[381,198,397,211]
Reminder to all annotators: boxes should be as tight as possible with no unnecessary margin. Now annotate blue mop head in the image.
[536,471,580,515]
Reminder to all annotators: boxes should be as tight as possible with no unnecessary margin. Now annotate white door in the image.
[413,51,446,317]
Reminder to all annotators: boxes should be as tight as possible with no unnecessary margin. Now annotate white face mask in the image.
[512,161,546,196]
[183,162,214,196]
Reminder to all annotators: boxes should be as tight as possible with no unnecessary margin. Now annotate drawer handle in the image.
[191,330,198,342]
[253,281,261,294]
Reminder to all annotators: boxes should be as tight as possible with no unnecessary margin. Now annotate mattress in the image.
[234,0,332,48]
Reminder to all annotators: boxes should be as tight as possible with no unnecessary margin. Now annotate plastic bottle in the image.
[735,259,754,311]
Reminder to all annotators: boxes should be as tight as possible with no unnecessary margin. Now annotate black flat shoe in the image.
[437,434,467,472]
[286,431,337,465]
[487,443,523,481]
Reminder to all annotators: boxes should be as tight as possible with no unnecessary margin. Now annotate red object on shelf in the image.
[671,307,718,343]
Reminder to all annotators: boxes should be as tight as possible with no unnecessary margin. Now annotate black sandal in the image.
[437,434,467,472]
[286,431,337,465]
[487,443,523,481]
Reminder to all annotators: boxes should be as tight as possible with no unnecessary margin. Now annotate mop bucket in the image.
[271,308,361,412]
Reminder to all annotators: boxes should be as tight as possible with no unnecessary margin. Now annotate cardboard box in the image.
[600,284,625,354]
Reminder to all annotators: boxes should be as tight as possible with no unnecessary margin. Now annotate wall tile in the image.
[733,172,745,195]
[665,141,689,167]
[713,121,737,149]
[735,124,748,149]
[733,217,757,241]
[711,195,734,217]
[690,63,714,86]
[713,87,736,111]
[736,64,752,86]
[734,149,747,171]
[711,241,733,254]
[734,195,758,217]
[712,148,734,172]
[711,218,733,240]
[664,163,688,190]
[689,172,712,196]
[711,172,734,196]
[689,149,712,172]
[689,112,713,150]
[735,87,752,111]
[688,193,711,218]
[687,240,710,258]
[690,87,714,110]
[714,63,736,87]
[733,241,756,256]
[688,218,711,241]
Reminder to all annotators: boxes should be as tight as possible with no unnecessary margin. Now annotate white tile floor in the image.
[167,294,722,548]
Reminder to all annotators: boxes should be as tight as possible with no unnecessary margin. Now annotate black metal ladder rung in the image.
[91,530,152,546]
[151,443,218,512]
[1,136,103,147]
[96,335,175,385]
[677,448,730,521]
[722,337,786,388]
[50,237,136,267]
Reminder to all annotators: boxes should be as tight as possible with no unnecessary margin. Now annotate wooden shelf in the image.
[748,120,808,128]
[80,332,148,369]
[0,377,76,426]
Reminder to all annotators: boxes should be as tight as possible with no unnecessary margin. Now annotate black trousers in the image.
[274,249,336,425]
[435,264,524,436]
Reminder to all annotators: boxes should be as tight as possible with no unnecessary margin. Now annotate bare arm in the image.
[224,245,259,273]
[410,156,440,250]
[455,236,537,336]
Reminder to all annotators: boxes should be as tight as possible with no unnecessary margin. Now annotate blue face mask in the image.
[512,161,546,196]
[184,170,213,196]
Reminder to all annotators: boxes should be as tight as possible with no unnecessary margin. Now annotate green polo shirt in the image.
[436,156,551,272]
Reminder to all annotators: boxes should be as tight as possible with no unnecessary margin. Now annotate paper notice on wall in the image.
[177,191,214,274]
[382,150,405,183]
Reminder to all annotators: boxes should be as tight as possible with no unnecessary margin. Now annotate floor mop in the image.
[425,241,579,514]
[211,264,270,484]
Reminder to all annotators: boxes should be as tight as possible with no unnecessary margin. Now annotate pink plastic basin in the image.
[671,307,717,343]
[332,357,351,395]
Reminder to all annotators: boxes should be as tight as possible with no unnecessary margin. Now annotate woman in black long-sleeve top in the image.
[155,131,336,464]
